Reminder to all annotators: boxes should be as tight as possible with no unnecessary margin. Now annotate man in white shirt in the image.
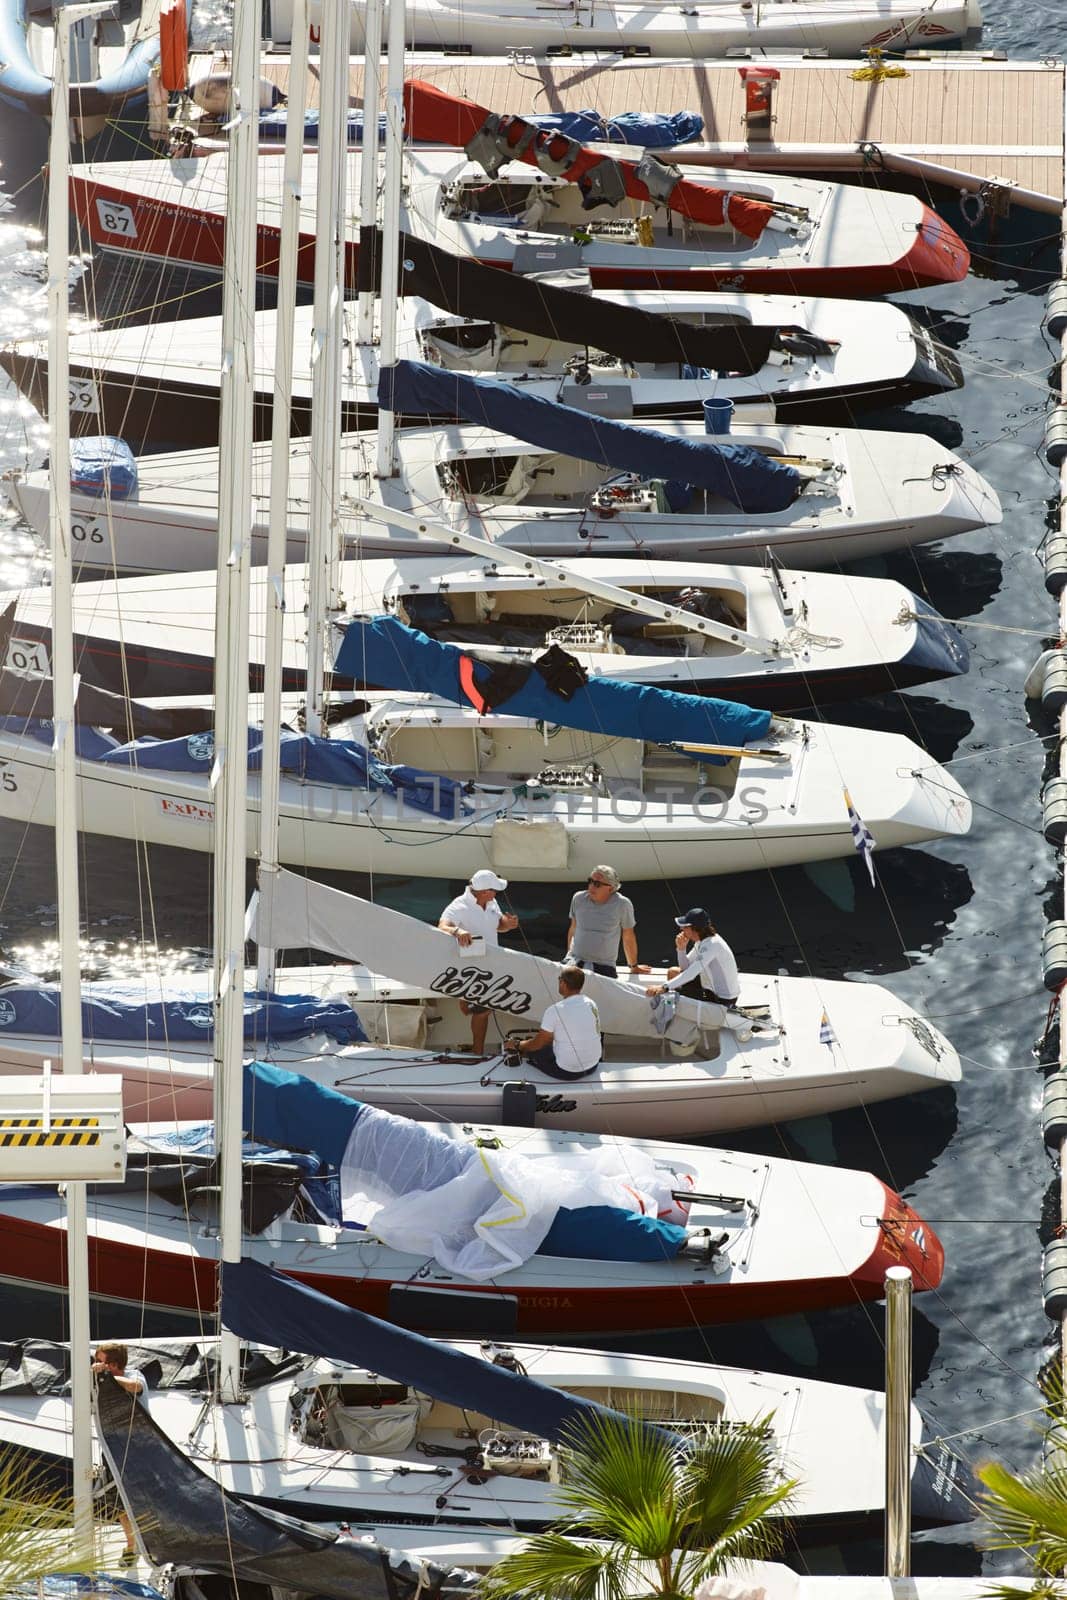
[438,869,519,1054]
[515,966,603,1079]
[92,1342,150,1565]
[648,908,740,1004]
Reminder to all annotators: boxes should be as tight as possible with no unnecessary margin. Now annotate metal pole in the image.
[884,1264,913,1578]
[47,0,112,1555]
[375,0,405,479]
[304,0,347,737]
[213,0,259,1405]
[255,0,307,994]
[355,0,383,346]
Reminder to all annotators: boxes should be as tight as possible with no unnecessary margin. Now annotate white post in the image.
[355,0,383,346]
[213,0,259,1405]
[47,0,112,1556]
[304,0,347,737]
[255,0,308,993]
[375,0,405,479]
[884,1265,913,1577]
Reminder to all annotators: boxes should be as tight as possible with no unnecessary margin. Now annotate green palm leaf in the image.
[0,1448,95,1590]
[978,1459,1067,1576]
[480,1410,794,1600]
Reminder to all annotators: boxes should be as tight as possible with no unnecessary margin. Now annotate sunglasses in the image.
[587,878,611,888]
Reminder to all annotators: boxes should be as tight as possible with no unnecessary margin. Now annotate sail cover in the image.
[403,79,773,240]
[224,1258,674,1447]
[335,613,773,751]
[396,229,776,375]
[0,980,366,1045]
[251,869,715,1041]
[379,360,801,513]
[0,717,467,819]
[94,1373,479,1600]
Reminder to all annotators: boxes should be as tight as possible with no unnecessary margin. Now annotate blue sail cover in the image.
[335,615,772,755]
[243,1060,367,1172]
[379,360,801,514]
[224,1257,674,1449]
[0,719,467,820]
[0,982,366,1046]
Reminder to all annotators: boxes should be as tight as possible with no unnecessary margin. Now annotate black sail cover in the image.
[392,229,778,376]
[93,1373,479,1600]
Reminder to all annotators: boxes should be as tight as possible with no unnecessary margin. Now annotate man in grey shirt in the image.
[565,864,648,979]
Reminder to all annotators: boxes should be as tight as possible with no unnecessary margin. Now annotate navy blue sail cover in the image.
[335,614,772,755]
[0,982,366,1045]
[224,1257,675,1449]
[0,719,467,819]
[378,360,801,513]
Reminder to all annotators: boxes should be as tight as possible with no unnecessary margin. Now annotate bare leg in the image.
[666,966,682,979]
[119,1508,135,1553]
[471,1009,489,1055]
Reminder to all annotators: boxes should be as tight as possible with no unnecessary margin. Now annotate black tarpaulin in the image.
[391,229,777,376]
[94,1374,480,1600]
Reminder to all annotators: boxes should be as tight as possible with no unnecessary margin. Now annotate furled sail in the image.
[378,360,802,513]
[403,79,774,240]
[334,613,773,750]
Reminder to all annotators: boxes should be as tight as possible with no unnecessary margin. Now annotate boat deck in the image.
[237,53,1066,200]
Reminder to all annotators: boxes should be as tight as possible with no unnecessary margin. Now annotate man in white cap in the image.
[565,864,647,979]
[438,870,519,1054]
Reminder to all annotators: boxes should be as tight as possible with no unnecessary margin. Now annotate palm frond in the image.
[552,1413,682,1552]
[978,1460,1067,1575]
[479,1530,619,1600]
[0,1449,95,1590]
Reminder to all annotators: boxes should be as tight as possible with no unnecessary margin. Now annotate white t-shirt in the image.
[439,888,503,946]
[120,1366,150,1407]
[541,994,602,1074]
[665,934,739,1001]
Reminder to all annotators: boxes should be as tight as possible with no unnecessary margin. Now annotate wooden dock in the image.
[244,53,1065,204]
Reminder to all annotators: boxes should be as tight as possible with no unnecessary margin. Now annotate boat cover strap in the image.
[403,79,774,240]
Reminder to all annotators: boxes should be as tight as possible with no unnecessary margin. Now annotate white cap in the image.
[471,869,508,891]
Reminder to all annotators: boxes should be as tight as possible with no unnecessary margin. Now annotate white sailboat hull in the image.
[0,712,970,880]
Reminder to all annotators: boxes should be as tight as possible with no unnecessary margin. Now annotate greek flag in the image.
[844,787,877,885]
[819,1009,836,1048]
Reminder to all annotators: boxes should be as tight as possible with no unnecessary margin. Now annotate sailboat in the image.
[0,262,963,453]
[0,1305,976,1532]
[0,1058,948,1333]
[65,141,971,296]
[0,868,962,1133]
[5,396,999,572]
[0,548,970,703]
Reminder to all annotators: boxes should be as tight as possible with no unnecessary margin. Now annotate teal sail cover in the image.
[334,614,772,753]
[378,360,801,513]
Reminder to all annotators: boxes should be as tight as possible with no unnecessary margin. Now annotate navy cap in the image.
[675,907,711,928]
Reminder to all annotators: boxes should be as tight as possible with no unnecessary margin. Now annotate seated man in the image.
[515,965,603,1080]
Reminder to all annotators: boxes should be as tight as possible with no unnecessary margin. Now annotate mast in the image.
[255,0,309,994]
[212,0,259,1404]
[47,0,112,1552]
[355,0,383,347]
[374,0,405,479]
[303,0,347,738]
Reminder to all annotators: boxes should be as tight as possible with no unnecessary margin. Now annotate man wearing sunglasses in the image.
[565,863,648,979]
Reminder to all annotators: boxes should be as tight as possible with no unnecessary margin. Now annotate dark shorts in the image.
[528,1043,602,1081]
[571,960,618,979]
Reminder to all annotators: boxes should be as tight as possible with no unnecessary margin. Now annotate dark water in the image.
[0,20,1064,1571]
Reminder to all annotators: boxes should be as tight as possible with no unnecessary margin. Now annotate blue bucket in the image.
[703,397,734,435]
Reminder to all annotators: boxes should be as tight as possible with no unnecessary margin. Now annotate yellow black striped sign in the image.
[0,1117,101,1148]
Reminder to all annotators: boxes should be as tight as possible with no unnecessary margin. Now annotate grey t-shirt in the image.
[567,890,636,966]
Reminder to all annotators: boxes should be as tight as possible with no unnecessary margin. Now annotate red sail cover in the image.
[404,79,773,242]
